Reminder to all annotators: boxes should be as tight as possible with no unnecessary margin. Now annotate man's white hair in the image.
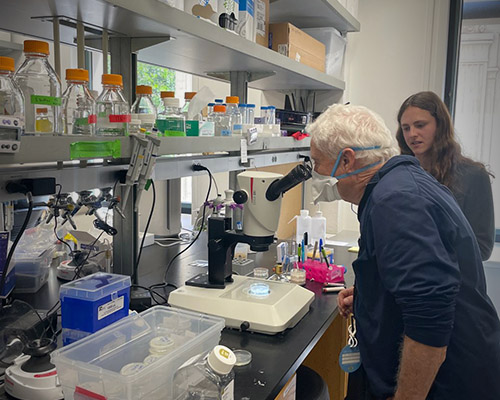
[307,104,399,165]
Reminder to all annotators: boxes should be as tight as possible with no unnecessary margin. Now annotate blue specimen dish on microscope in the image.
[248,282,271,298]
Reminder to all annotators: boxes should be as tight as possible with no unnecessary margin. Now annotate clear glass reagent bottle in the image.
[156,91,185,136]
[61,68,96,135]
[130,85,157,131]
[14,40,61,134]
[96,74,130,136]
[0,56,25,140]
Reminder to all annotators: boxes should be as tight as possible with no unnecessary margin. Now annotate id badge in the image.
[339,314,361,373]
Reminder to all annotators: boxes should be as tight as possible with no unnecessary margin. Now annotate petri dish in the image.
[233,349,252,366]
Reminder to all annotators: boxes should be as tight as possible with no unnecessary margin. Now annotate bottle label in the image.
[109,114,131,123]
[221,379,234,400]
[75,115,97,126]
[233,124,243,131]
[156,118,185,136]
[30,95,62,106]
[221,129,231,137]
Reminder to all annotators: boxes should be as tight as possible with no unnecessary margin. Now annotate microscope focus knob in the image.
[240,321,250,331]
[233,190,248,204]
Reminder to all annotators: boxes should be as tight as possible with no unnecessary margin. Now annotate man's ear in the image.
[341,148,357,173]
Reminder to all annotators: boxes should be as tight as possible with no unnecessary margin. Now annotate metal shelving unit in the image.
[0,136,310,165]
[269,0,360,33]
[0,0,350,91]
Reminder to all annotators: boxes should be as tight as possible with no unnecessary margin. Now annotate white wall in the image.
[309,0,451,235]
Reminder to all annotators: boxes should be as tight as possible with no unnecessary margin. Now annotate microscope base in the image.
[185,272,227,289]
[169,275,315,335]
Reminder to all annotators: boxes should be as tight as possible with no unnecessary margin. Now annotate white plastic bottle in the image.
[130,85,156,131]
[61,69,96,135]
[173,345,236,400]
[225,96,242,136]
[15,40,61,134]
[96,74,130,136]
[310,210,327,244]
[293,209,312,245]
[156,91,185,136]
[0,56,24,140]
[211,105,231,136]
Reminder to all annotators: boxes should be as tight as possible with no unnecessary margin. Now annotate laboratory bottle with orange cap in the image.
[14,40,61,134]
[61,69,96,135]
[96,74,130,136]
[130,85,156,131]
[0,56,24,141]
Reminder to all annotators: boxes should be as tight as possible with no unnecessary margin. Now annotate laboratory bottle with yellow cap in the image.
[173,345,236,400]
[61,69,96,135]
[14,40,61,134]
[0,56,24,140]
[96,74,130,136]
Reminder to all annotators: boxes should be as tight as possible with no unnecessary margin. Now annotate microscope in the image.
[169,165,315,335]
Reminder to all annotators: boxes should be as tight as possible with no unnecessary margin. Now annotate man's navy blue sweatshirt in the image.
[353,155,500,399]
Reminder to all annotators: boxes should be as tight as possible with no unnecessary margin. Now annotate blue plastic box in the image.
[60,273,131,338]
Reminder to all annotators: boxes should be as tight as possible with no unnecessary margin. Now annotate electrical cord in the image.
[73,231,105,279]
[131,284,168,305]
[160,165,213,286]
[0,192,33,299]
[132,180,155,285]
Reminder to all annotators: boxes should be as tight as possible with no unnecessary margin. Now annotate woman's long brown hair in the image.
[396,91,492,192]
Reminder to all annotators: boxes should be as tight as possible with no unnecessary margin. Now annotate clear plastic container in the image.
[267,105,276,124]
[13,245,55,294]
[156,91,185,136]
[207,103,215,116]
[225,96,242,136]
[259,106,268,124]
[51,306,225,400]
[173,345,236,400]
[61,68,96,135]
[14,40,61,134]
[238,103,247,124]
[247,104,255,125]
[210,105,231,137]
[131,85,157,131]
[0,56,25,139]
[96,74,130,136]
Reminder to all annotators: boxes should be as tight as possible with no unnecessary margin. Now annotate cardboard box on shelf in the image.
[255,0,270,47]
[269,22,326,73]
[237,0,256,41]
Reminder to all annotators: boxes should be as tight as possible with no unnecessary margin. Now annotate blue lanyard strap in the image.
[330,146,382,178]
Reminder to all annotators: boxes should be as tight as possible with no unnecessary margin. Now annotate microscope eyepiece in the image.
[265,164,312,202]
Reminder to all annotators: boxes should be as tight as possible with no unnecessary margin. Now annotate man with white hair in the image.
[308,104,500,400]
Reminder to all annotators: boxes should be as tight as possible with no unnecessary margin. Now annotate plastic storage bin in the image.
[60,272,131,335]
[13,245,54,293]
[51,306,225,400]
[303,27,347,78]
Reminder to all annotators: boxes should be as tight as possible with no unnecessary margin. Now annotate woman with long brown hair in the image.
[396,91,495,260]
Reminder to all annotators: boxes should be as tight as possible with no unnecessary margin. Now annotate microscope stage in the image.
[168,275,315,335]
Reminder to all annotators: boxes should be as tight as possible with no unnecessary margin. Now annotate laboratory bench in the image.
[2,234,347,400]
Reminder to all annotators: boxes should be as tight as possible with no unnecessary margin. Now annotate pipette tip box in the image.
[60,272,131,337]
